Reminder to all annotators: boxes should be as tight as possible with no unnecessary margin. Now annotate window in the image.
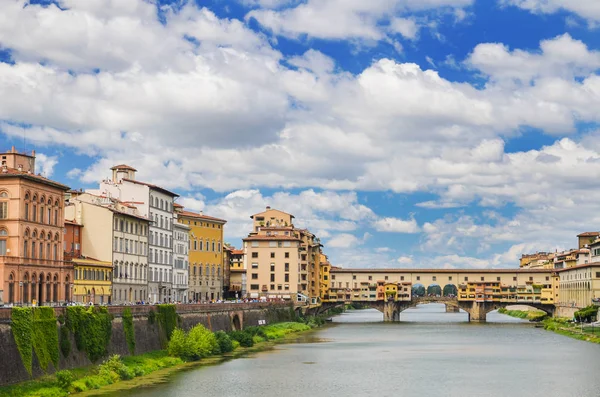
[252,252,258,258]
[353,275,356,280]
[250,284,260,290]
[432,276,436,281]
[251,241,259,247]
[464,277,468,281]
[285,252,289,258]
[401,276,404,281]
[285,263,289,272]
[252,263,258,269]
[480,277,484,281]
[270,252,275,258]
[449,276,452,281]
[513,277,517,281]
[252,273,258,280]
[24,203,29,220]
[270,274,275,282]
[0,201,7,219]
[596,272,600,278]
[385,276,388,280]
[497,277,501,281]
[284,274,289,282]
[270,264,275,272]
[529,277,533,281]
[0,229,6,255]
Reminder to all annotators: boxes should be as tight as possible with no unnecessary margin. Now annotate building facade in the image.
[65,192,150,304]
[228,248,245,299]
[173,220,189,303]
[72,257,113,304]
[176,209,226,302]
[90,165,178,303]
[0,147,72,305]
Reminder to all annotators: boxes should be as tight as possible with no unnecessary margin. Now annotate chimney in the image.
[10,146,15,153]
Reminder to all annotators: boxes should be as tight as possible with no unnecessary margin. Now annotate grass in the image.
[542,318,600,344]
[497,308,547,321]
[0,321,318,397]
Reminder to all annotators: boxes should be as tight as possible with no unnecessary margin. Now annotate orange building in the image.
[0,147,71,305]
[64,219,82,261]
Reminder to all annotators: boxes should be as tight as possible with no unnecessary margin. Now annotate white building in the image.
[89,165,179,303]
[173,220,189,303]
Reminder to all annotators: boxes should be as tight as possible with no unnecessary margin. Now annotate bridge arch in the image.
[426,284,442,296]
[443,284,458,297]
[412,283,425,297]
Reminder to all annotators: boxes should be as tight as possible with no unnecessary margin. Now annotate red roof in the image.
[231,249,244,255]
[577,232,599,237]
[173,203,184,208]
[111,164,137,171]
[178,210,227,223]
[0,168,70,190]
[64,219,82,226]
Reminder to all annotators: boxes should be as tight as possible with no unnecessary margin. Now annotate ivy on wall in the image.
[156,304,178,343]
[11,307,34,376]
[65,306,113,363]
[32,307,60,372]
[10,307,60,376]
[122,308,135,355]
[59,325,71,358]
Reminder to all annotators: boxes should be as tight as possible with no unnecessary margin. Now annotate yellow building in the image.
[72,258,112,304]
[319,254,331,301]
[176,207,226,302]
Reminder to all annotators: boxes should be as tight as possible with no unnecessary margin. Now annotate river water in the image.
[117,304,600,397]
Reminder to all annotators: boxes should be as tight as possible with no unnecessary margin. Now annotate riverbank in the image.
[0,321,320,397]
[498,307,547,321]
[542,318,600,344]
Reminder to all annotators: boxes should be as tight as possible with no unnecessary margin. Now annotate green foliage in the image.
[186,325,219,360]
[99,355,134,381]
[166,325,219,361]
[166,328,187,359]
[231,340,240,350]
[122,308,136,355]
[59,326,70,358]
[229,330,254,347]
[65,306,113,363]
[55,370,73,391]
[11,307,34,376]
[214,331,233,353]
[156,305,178,341]
[32,307,60,372]
[499,308,547,321]
[575,305,598,323]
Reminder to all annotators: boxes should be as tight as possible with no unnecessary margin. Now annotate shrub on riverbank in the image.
[167,325,219,361]
[498,308,547,321]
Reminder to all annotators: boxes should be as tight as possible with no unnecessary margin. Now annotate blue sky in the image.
[1,0,600,269]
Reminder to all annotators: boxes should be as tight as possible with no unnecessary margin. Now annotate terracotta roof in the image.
[121,178,179,197]
[555,261,600,272]
[577,232,599,237]
[64,219,82,226]
[111,164,137,171]
[0,168,70,190]
[243,235,302,242]
[178,210,227,223]
[231,249,244,255]
[173,203,184,208]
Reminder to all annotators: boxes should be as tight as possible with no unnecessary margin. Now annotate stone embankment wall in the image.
[0,302,293,386]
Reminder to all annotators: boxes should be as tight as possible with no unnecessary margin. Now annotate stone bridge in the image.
[319,298,555,322]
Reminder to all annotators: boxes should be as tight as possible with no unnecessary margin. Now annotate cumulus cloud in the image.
[35,153,58,178]
[502,0,600,24]
[373,217,420,233]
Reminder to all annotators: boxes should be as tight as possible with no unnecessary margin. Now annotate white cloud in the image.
[35,153,58,177]
[502,0,600,24]
[375,247,394,253]
[397,255,414,264]
[328,233,362,248]
[373,217,420,233]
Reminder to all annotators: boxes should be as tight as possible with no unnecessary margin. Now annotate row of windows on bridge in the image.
[332,275,551,282]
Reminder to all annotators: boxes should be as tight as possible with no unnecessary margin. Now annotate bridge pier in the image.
[445,304,460,313]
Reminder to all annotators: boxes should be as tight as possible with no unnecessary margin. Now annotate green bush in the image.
[167,328,188,359]
[575,306,598,323]
[252,335,265,344]
[215,331,233,353]
[229,330,254,347]
[186,325,219,360]
[55,370,74,390]
[99,355,134,381]
[122,308,135,355]
[231,340,240,350]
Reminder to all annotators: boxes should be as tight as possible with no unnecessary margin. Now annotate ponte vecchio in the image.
[321,264,600,322]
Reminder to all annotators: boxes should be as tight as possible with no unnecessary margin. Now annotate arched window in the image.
[0,229,7,255]
[0,191,9,220]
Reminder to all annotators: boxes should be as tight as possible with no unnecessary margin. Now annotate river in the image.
[116,304,600,397]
